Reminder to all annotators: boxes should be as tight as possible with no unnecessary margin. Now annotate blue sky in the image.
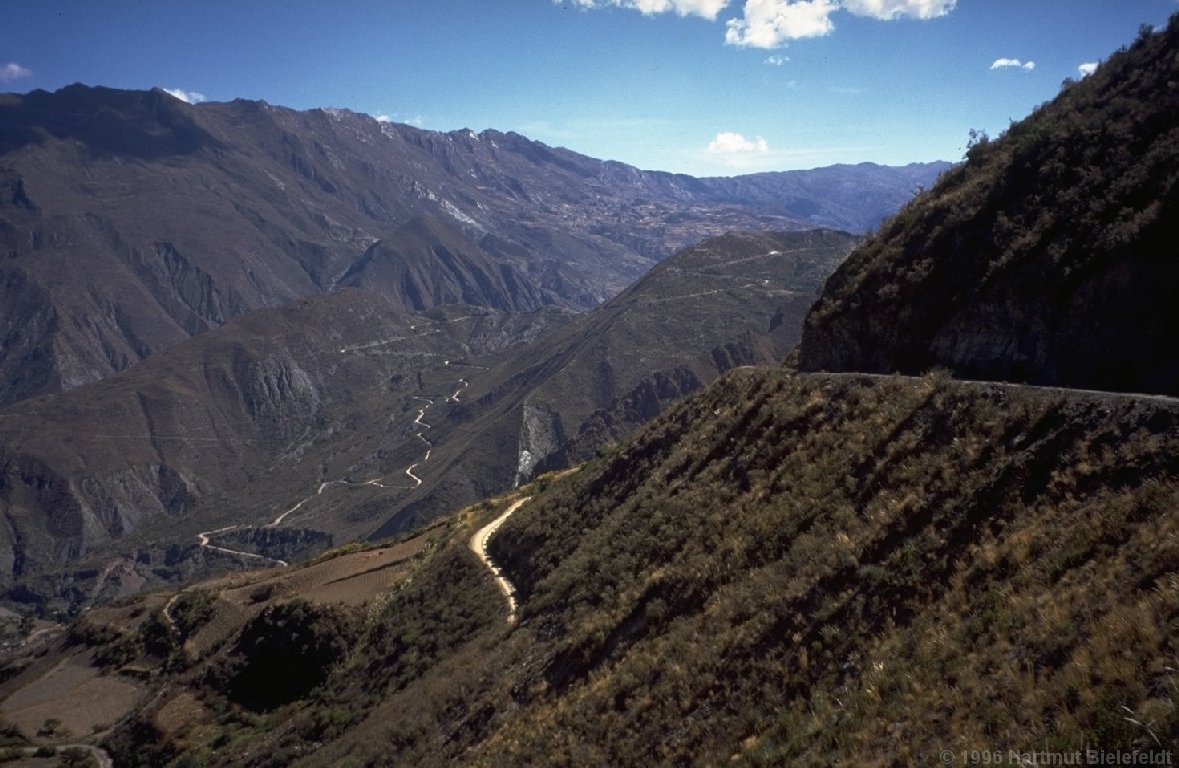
[2,1,1174,176]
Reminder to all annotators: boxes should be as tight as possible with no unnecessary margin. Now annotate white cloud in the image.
[375,113,424,127]
[562,0,730,19]
[567,0,955,49]
[841,0,955,20]
[707,131,769,154]
[725,0,837,47]
[0,62,32,82]
[990,58,1034,71]
[723,0,953,48]
[1077,61,1098,77]
[162,88,207,104]
[764,54,789,65]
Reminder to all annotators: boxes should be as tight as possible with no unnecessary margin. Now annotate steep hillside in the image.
[333,215,547,312]
[0,83,946,407]
[30,369,1176,765]
[800,20,1179,395]
[366,229,857,537]
[0,230,852,609]
[493,228,857,475]
[0,289,573,604]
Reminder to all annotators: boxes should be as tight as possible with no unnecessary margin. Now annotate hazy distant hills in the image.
[694,161,947,234]
[0,83,946,407]
[800,21,1179,395]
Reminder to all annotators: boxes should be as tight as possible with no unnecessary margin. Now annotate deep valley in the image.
[0,11,1176,767]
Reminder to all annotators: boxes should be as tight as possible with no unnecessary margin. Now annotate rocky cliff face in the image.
[799,21,1179,395]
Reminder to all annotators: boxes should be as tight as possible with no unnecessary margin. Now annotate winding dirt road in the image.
[447,377,469,403]
[469,496,530,625]
[195,375,466,566]
[403,397,434,487]
[195,525,288,567]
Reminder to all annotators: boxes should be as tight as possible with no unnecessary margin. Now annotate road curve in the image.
[196,526,288,567]
[469,496,530,625]
[194,378,462,565]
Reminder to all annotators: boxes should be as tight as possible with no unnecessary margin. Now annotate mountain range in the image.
[4,15,1178,766]
[0,227,856,609]
[0,83,945,607]
[0,84,945,408]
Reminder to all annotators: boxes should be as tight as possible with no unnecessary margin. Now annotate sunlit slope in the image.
[71,369,1179,765]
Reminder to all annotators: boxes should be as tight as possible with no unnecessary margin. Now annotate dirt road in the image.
[469,496,530,625]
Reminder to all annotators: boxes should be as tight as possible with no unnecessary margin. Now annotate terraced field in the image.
[0,650,144,738]
[184,598,258,660]
[180,538,430,660]
[0,511,462,758]
[151,691,207,738]
[171,535,431,662]
[83,593,171,632]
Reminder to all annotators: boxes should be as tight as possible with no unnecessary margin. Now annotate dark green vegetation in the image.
[220,600,362,711]
[801,19,1179,396]
[57,370,1178,766]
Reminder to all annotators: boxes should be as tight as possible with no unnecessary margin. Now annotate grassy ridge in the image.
[37,369,1177,764]
[480,370,1178,764]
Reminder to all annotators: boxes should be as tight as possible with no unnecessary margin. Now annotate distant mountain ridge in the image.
[0,83,947,407]
[334,216,548,312]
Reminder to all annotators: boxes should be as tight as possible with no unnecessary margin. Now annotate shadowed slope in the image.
[800,21,1179,395]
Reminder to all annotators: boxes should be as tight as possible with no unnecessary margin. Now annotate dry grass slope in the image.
[478,369,1179,765]
[8,371,1175,766]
